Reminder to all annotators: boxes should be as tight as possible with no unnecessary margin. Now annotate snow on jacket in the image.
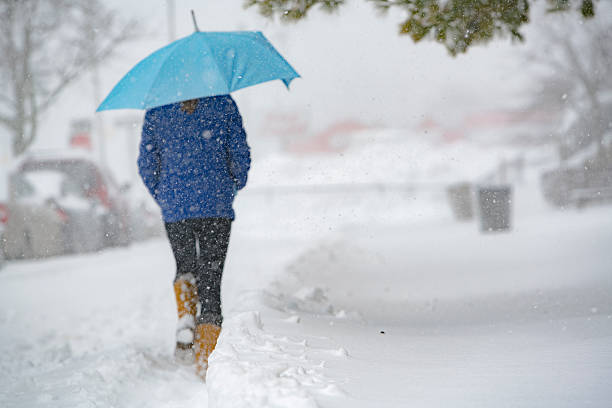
[138,95,250,222]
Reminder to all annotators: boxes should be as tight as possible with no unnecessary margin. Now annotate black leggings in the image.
[165,217,232,326]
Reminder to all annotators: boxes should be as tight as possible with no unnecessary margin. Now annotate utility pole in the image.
[86,19,107,169]
[115,116,141,187]
[167,0,176,42]
[92,62,107,168]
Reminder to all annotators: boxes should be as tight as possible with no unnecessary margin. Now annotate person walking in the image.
[138,95,250,379]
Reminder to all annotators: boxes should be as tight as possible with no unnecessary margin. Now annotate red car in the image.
[3,156,131,259]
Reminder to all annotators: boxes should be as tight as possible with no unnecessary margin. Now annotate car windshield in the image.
[12,171,65,204]
[14,160,100,204]
[21,160,98,195]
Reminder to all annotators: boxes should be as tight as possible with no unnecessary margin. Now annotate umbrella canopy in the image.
[96,31,299,111]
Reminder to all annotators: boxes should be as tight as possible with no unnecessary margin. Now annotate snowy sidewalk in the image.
[0,243,208,408]
[210,205,612,407]
[1,205,611,407]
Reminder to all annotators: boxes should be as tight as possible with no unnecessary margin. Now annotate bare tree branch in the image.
[528,15,611,157]
[0,113,15,130]
[0,0,139,156]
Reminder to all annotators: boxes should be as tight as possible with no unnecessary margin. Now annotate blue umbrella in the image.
[96,29,299,111]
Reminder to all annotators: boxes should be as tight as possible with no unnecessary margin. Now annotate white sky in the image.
[0,0,592,193]
[36,0,534,146]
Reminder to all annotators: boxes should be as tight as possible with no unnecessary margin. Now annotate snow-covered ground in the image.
[211,183,612,408]
[1,135,611,407]
[0,243,210,407]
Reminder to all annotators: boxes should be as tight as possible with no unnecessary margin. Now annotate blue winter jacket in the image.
[138,95,250,222]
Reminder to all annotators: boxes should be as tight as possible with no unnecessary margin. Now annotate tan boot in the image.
[173,275,198,364]
[193,323,222,380]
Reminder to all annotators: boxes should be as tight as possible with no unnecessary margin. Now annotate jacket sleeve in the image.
[225,99,251,190]
[138,110,161,201]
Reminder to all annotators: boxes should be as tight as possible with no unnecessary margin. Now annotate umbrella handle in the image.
[191,10,200,32]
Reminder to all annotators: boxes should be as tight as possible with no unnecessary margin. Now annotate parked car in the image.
[128,199,164,242]
[2,180,68,259]
[541,147,612,208]
[2,156,131,259]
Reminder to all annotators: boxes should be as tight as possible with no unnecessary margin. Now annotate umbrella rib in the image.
[201,35,231,95]
[254,32,300,88]
[143,35,199,108]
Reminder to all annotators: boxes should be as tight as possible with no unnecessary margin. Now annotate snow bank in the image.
[0,241,212,408]
[268,204,612,324]
[248,128,528,188]
[207,311,344,408]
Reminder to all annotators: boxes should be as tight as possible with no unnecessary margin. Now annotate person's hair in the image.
[180,99,199,114]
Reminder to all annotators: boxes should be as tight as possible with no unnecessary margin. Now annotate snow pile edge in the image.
[207,311,341,408]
